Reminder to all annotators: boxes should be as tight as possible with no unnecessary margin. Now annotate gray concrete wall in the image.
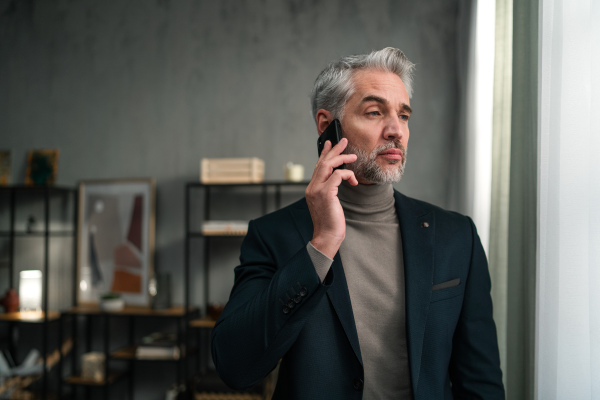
[1,0,466,396]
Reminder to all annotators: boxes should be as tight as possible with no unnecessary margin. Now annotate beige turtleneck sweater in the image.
[307,182,413,399]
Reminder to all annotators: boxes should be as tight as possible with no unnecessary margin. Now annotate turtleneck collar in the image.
[337,181,397,222]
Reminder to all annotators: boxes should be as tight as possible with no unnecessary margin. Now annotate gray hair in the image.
[310,47,415,122]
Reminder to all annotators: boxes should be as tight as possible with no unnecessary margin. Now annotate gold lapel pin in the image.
[421,222,430,228]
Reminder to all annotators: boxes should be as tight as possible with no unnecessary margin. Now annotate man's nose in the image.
[383,115,404,140]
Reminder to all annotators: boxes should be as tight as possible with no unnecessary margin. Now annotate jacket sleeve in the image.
[211,218,333,390]
[449,217,505,399]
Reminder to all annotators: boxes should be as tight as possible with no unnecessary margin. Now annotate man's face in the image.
[340,69,411,184]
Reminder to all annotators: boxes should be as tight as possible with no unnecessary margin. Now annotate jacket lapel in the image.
[289,201,363,366]
[394,191,435,393]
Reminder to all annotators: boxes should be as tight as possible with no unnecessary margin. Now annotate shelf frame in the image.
[185,181,309,315]
[185,181,308,397]
[0,185,77,400]
[63,305,198,399]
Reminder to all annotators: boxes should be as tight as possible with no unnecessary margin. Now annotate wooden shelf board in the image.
[195,393,263,400]
[0,310,60,322]
[110,345,137,359]
[187,181,309,188]
[0,230,74,237]
[193,370,267,398]
[67,305,195,317]
[202,231,247,237]
[111,345,181,361]
[188,232,246,238]
[190,317,216,328]
[64,371,125,386]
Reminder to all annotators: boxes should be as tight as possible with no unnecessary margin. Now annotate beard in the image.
[344,140,407,184]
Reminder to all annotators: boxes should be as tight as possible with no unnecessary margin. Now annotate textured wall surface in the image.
[1,1,466,392]
[1,0,465,396]
[0,0,466,302]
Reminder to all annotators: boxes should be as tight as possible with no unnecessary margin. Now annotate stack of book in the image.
[135,332,180,360]
[202,221,248,236]
[200,157,265,184]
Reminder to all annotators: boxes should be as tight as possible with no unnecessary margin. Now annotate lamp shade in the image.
[19,270,42,312]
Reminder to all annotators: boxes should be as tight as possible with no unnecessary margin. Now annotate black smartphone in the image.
[317,119,343,157]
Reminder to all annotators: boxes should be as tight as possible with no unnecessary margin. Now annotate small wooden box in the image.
[201,158,265,184]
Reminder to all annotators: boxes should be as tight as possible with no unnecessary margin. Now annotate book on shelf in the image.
[136,346,179,359]
[135,332,180,360]
[201,220,248,236]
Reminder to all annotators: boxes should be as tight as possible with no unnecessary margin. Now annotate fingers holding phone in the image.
[313,138,357,184]
[315,119,357,181]
[305,120,358,259]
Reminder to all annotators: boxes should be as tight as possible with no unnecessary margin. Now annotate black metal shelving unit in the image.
[0,185,77,400]
[62,305,198,400]
[59,181,197,400]
[184,181,308,399]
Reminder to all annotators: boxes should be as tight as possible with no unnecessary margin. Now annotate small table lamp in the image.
[19,270,43,312]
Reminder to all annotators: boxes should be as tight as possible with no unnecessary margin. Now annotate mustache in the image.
[343,140,407,161]
[374,140,406,156]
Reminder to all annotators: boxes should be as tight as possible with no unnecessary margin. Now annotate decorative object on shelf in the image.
[11,349,42,377]
[25,215,36,233]
[18,270,42,312]
[0,351,10,376]
[0,288,19,313]
[202,220,248,236]
[81,352,105,382]
[25,149,59,186]
[284,162,304,182]
[136,332,180,359]
[201,158,265,184]
[0,339,73,397]
[149,272,171,310]
[77,178,155,306]
[0,150,10,185]
[99,292,125,312]
[207,303,225,321]
[165,383,185,400]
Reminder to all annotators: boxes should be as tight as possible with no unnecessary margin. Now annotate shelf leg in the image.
[58,314,64,398]
[104,314,110,400]
[129,316,135,400]
[42,186,50,400]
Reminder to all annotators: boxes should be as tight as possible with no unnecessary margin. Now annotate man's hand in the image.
[305,138,358,259]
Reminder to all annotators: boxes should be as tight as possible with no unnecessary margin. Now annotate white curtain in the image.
[454,0,495,252]
[489,0,512,389]
[536,0,600,398]
[492,0,538,397]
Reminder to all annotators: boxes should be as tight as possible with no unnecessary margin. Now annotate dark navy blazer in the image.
[211,190,505,399]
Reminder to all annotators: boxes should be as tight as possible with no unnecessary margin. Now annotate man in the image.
[211,47,505,399]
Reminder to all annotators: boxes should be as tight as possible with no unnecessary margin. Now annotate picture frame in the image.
[25,149,59,186]
[77,178,155,307]
[0,150,11,185]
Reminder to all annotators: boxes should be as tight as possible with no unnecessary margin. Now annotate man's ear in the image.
[316,109,334,136]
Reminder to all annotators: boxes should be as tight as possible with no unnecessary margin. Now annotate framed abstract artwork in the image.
[77,179,155,306]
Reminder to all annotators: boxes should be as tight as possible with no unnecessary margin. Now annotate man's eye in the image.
[400,114,410,121]
[367,111,380,116]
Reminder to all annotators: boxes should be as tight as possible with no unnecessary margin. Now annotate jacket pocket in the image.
[432,278,460,291]
[430,278,462,303]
